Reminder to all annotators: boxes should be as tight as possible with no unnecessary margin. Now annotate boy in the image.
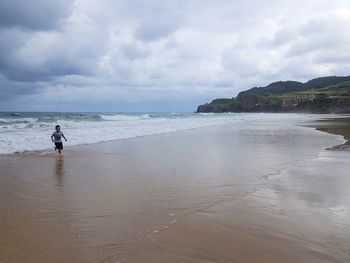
[51,125,67,154]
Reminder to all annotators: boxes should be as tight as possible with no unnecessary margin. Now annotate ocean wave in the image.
[0,112,306,154]
[198,112,215,116]
[100,114,151,121]
[36,114,103,123]
[0,117,38,125]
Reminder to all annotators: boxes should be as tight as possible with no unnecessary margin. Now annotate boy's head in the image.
[55,125,60,132]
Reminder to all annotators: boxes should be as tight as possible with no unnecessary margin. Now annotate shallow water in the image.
[0,114,349,262]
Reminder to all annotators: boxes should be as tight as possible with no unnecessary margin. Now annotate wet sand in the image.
[1,115,350,262]
[310,115,350,150]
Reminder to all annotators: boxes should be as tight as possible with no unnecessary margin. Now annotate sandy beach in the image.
[1,115,350,263]
[311,116,350,150]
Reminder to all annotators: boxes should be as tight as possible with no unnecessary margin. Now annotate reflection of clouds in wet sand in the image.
[255,150,350,257]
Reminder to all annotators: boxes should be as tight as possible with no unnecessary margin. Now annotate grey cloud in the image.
[270,28,298,47]
[298,19,327,35]
[0,28,29,68]
[221,49,260,78]
[0,0,73,30]
[0,17,109,81]
[313,53,350,64]
[121,44,151,60]
[135,18,180,41]
[286,17,350,57]
[0,74,45,101]
[130,0,186,41]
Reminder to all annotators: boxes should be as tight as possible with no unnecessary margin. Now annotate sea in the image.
[0,112,314,154]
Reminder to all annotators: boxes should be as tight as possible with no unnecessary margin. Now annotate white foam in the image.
[101,114,142,121]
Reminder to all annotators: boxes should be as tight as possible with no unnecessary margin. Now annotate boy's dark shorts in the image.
[55,142,63,150]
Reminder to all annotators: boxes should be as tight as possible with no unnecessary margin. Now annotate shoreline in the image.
[2,113,350,157]
[307,115,350,150]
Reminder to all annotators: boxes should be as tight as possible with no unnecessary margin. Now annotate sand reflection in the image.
[55,156,65,186]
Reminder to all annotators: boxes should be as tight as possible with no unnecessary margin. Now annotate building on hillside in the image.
[282,98,297,108]
[282,93,326,109]
[295,93,321,103]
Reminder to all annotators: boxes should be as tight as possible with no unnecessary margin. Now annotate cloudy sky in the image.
[1,0,350,112]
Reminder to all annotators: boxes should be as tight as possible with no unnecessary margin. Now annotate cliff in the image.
[196,76,350,113]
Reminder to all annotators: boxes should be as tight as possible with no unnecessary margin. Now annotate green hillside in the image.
[302,81,350,96]
[197,76,350,113]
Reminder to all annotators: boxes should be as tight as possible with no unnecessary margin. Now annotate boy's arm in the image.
[62,134,67,142]
[51,134,55,143]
